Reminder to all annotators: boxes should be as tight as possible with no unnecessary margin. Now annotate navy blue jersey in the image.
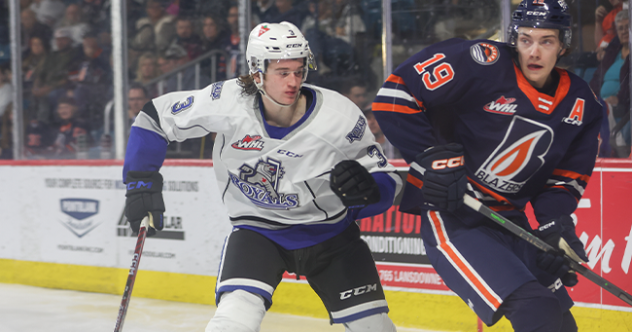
[373,39,603,226]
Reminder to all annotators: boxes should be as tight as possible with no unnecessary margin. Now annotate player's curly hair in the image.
[237,74,258,96]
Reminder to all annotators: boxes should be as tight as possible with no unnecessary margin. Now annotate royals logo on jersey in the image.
[232,135,265,151]
[228,158,299,209]
[346,116,366,143]
[474,116,553,194]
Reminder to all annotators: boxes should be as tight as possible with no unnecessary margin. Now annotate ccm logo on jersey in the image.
[232,135,264,151]
[431,156,464,170]
[340,284,378,300]
[562,98,585,126]
[484,96,518,115]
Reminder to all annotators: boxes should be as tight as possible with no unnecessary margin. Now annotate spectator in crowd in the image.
[31,27,81,124]
[170,16,203,60]
[363,106,401,160]
[302,0,334,36]
[196,0,229,20]
[0,65,12,119]
[51,96,92,159]
[165,0,180,16]
[24,109,54,158]
[128,83,149,126]
[331,0,365,45]
[157,44,210,92]
[20,8,52,55]
[226,3,241,78]
[0,103,13,159]
[590,10,630,157]
[20,0,32,10]
[595,0,624,60]
[55,3,91,48]
[134,52,160,86]
[71,34,112,126]
[29,0,65,27]
[78,0,110,32]
[132,0,176,55]
[301,0,354,80]
[271,0,307,28]
[340,78,368,109]
[22,36,49,92]
[253,0,279,24]
[200,14,230,81]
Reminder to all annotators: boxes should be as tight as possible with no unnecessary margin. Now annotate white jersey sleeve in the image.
[132,79,251,142]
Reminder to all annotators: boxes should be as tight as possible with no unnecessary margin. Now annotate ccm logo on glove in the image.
[126,181,154,190]
[431,156,464,170]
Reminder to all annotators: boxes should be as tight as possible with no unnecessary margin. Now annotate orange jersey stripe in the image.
[513,65,570,115]
[552,169,591,183]
[429,211,502,309]
[372,102,423,114]
[413,95,425,110]
[469,177,512,206]
[490,205,517,212]
[407,173,423,189]
[386,74,406,85]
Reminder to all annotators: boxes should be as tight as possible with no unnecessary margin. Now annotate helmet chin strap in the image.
[255,72,301,108]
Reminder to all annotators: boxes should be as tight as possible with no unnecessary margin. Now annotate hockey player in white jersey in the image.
[122,22,402,332]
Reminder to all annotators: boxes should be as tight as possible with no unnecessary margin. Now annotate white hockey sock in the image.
[344,313,397,332]
[205,290,266,332]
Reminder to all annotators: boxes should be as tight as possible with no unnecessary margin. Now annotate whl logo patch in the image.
[59,198,101,238]
[232,135,264,151]
[484,96,518,115]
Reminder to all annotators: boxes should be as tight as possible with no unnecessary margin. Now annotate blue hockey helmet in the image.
[508,0,572,49]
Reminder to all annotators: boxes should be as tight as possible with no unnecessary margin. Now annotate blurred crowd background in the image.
[0,0,629,160]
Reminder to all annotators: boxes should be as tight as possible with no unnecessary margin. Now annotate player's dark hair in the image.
[237,74,258,96]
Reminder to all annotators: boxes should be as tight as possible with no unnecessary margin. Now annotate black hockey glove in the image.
[330,160,380,208]
[534,215,588,287]
[415,143,467,212]
[125,171,165,236]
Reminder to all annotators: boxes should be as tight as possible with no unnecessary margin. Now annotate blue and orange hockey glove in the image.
[415,143,468,212]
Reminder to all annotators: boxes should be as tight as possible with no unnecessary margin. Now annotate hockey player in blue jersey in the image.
[122,22,402,331]
[373,0,601,331]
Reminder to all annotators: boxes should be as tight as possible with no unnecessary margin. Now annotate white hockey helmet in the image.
[246,21,316,81]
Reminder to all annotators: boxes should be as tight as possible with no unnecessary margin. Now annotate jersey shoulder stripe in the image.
[373,74,424,114]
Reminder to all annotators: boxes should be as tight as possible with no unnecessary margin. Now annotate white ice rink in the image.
[0,283,437,332]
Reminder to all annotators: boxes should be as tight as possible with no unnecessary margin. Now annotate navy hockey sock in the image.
[497,281,563,332]
[560,310,578,332]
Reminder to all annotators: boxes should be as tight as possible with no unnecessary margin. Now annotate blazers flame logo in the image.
[475,116,553,194]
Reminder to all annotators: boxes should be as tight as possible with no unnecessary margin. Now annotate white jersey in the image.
[133,79,402,230]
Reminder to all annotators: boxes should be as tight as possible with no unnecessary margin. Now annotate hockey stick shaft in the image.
[463,194,632,307]
[114,215,151,332]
